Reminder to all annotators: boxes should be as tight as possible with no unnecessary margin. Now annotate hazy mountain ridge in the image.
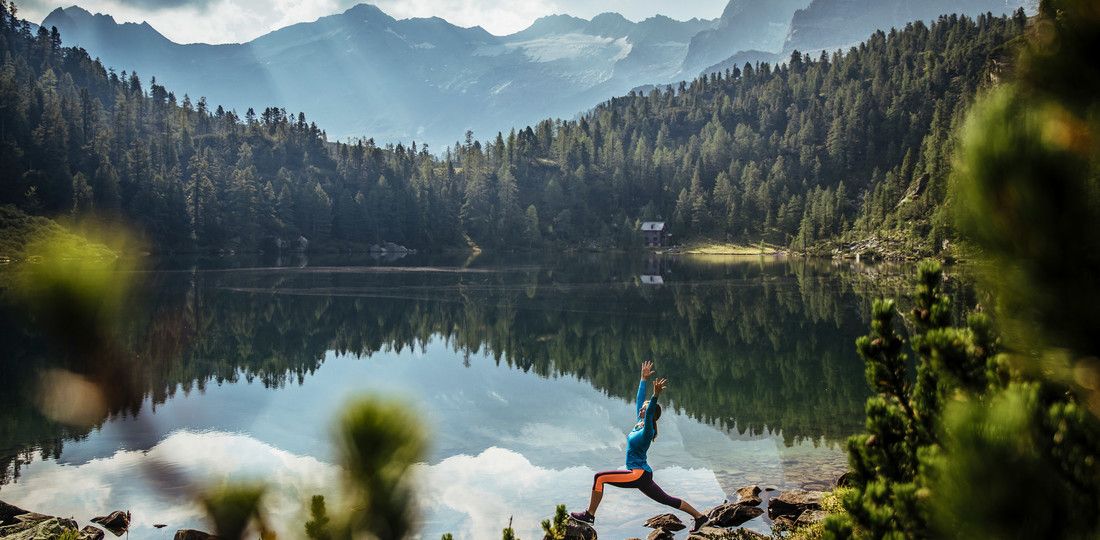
[699,0,1034,77]
[782,0,1034,54]
[42,3,715,148]
[678,0,810,77]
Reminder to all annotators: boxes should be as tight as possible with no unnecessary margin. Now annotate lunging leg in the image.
[573,470,645,522]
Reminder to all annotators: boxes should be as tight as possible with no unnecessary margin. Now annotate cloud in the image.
[0,431,727,538]
[0,431,339,536]
[113,0,217,10]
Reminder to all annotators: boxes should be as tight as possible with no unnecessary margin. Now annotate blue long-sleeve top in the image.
[625,379,659,471]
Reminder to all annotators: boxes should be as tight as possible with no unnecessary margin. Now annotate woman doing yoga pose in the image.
[570,360,710,533]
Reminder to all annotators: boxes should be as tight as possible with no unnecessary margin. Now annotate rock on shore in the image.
[767,489,825,520]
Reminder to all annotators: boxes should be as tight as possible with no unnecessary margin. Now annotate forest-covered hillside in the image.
[0,2,1027,253]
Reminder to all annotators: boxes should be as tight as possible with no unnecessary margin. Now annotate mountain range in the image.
[42,0,1031,148]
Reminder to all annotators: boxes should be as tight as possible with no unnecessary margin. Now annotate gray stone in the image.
[79,525,105,540]
[0,502,30,526]
[735,485,761,501]
[734,485,762,507]
[556,518,597,540]
[706,502,764,527]
[91,511,129,536]
[0,516,80,540]
[767,489,824,519]
[796,509,828,528]
[687,526,769,540]
[643,513,685,531]
[646,529,675,540]
[771,516,797,532]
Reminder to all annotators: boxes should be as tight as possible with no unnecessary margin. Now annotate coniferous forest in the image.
[0,2,1027,252]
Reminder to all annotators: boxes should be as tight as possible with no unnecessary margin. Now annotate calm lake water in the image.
[0,253,904,539]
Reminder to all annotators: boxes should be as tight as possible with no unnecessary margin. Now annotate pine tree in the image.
[496,163,521,246]
[523,204,541,246]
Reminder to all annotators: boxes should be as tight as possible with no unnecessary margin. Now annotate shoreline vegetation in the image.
[2,205,951,265]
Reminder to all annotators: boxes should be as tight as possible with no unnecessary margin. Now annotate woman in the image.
[570,360,710,533]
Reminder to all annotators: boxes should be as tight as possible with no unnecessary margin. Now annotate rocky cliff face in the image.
[679,0,810,77]
[782,0,1034,54]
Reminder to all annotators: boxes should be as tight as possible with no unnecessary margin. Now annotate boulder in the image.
[767,490,824,519]
[0,502,30,526]
[735,485,761,500]
[556,518,597,540]
[643,513,685,531]
[771,516,797,533]
[79,525,105,540]
[173,530,220,540]
[706,502,764,527]
[91,511,130,536]
[836,471,856,488]
[796,509,828,528]
[646,529,675,540]
[735,485,762,507]
[0,516,80,540]
[687,526,769,540]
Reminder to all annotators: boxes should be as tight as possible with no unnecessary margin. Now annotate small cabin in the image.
[639,221,668,247]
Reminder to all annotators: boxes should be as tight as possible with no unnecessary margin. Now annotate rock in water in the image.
[735,485,761,500]
[173,530,220,540]
[734,485,763,507]
[643,513,686,531]
[687,526,769,539]
[706,502,764,527]
[767,490,824,519]
[91,511,130,537]
[79,525,105,540]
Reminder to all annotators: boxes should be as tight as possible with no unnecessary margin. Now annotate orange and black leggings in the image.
[591,469,681,508]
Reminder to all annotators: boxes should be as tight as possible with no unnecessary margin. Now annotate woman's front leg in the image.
[586,488,604,515]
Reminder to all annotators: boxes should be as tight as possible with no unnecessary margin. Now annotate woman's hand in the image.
[641,360,655,380]
[654,377,668,395]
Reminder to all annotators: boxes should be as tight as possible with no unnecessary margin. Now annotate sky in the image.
[22,0,729,44]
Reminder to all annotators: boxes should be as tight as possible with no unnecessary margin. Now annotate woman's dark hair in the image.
[648,401,662,439]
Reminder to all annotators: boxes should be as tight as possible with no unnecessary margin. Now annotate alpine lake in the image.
[0,253,966,539]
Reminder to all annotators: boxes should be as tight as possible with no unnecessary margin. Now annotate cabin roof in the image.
[640,221,665,232]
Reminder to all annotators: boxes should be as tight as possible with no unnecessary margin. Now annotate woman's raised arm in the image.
[637,360,655,413]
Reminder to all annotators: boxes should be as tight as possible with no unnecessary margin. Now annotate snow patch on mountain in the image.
[506,34,632,63]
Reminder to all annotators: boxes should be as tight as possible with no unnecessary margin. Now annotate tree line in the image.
[0,2,1027,252]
